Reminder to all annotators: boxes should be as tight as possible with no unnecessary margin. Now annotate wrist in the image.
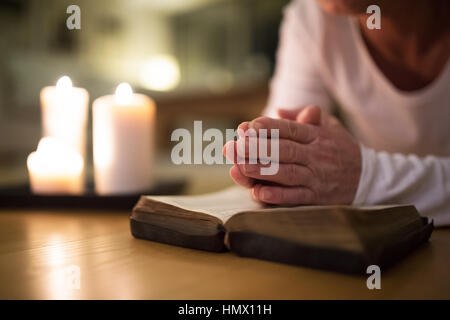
[352,144,377,206]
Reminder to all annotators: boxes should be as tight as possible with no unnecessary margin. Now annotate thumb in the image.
[277,107,304,120]
[296,105,321,125]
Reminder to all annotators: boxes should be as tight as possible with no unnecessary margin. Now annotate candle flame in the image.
[56,76,73,90]
[27,137,83,176]
[115,82,133,105]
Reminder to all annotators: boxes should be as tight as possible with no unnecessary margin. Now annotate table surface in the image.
[1,161,449,299]
[0,208,449,300]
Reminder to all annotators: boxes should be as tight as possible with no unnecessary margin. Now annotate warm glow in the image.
[140,55,180,91]
[27,137,83,176]
[115,82,133,105]
[41,76,88,160]
[56,76,73,91]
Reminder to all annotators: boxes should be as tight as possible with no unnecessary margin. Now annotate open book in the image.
[130,187,433,274]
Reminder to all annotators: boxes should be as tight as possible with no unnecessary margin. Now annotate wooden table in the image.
[0,208,449,299]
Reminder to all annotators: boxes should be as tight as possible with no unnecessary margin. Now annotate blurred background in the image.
[0,0,289,193]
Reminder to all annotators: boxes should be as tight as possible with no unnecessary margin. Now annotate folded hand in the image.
[223,106,362,205]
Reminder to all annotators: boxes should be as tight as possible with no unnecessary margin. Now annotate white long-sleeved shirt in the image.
[264,0,450,226]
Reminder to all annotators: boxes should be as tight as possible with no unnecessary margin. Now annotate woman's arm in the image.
[264,0,332,117]
[225,107,450,227]
[355,146,450,226]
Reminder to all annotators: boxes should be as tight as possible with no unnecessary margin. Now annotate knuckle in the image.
[271,190,282,204]
[303,148,311,165]
[285,164,298,186]
[306,126,319,143]
[306,167,317,187]
[242,164,252,175]
[260,187,278,203]
[278,190,290,204]
[308,188,319,204]
[287,121,298,140]
[297,189,307,204]
[286,143,296,162]
[254,117,270,129]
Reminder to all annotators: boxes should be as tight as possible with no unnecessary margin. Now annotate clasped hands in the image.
[223,106,362,205]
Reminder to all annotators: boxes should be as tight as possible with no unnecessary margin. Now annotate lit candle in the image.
[93,83,155,195]
[27,137,84,195]
[40,76,89,160]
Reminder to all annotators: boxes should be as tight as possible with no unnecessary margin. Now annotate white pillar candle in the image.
[27,137,84,195]
[93,83,155,195]
[40,76,89,161]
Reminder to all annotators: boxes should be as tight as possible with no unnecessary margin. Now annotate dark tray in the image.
[0,179,186,210]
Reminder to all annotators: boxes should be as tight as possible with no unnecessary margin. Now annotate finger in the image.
[296,105,321,125]
[223,140,246,163]
[277,108,304,120]
[251,185,262,202]
[237,121,257,138]
[252,184,316,205]
[239,163,314,187]
[236,137,310,165]
[230,165,254,188]
[250,117,319,144]
[223,140,235,162]
[237,122,250,137]
[238,121,250,131]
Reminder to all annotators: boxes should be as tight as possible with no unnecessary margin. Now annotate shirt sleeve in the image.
[353,145,450,227]
[263,0,333,118]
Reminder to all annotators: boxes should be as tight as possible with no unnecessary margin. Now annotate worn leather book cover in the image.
[130,187,433,274]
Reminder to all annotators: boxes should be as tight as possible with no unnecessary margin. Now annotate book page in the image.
[144,186,262,223]
[143,186,409,224]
